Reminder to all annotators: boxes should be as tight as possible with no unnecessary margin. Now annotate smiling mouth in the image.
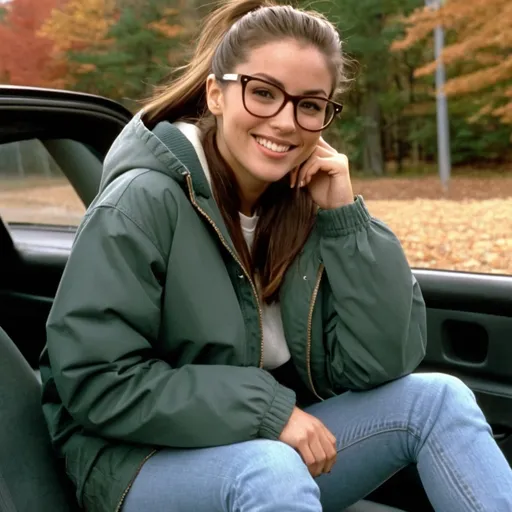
[253,136,297,153]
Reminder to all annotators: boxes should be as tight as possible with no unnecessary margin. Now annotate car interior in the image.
[1,86,511,512]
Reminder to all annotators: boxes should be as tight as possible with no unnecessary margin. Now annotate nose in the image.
[269,100,296,133]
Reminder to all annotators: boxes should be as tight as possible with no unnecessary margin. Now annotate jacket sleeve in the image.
[46,204,295,448]
[316,196,427,391]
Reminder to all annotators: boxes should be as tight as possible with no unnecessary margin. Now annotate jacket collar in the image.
[151,120,212,199]
[149,117,241,258]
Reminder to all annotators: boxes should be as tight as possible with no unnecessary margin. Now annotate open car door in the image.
[0,85,511,512]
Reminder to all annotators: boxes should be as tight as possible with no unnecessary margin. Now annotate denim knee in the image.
[237,439,311,480]
[411,372,483,432]
[420,372,476,406]
[233,440,319,506]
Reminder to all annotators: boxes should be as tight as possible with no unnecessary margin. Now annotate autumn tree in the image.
[40,0,191,105]
[393,0,512,127]
[96,1,187,103]
[0,0,64,87]
[37,0,118,90]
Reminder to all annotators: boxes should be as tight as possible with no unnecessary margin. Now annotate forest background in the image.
[1,0,511,273]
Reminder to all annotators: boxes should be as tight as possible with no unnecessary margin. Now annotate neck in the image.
[237,175,267,216]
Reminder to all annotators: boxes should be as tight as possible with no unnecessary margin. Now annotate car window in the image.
[0,139,86,227]
[352,176,512,276]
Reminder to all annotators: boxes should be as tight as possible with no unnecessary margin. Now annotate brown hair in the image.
[143,0,350,303]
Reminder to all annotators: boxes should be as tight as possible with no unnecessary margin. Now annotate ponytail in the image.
[142,0,276,127]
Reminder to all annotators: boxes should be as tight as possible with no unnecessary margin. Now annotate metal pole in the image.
[426,0,451,192]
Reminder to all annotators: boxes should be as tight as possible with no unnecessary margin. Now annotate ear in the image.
[206,74,224,116]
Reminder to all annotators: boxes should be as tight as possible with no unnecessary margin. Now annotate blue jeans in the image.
[122,373,512,511]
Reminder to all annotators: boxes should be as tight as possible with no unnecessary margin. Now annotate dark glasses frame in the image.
[216,73,343,132]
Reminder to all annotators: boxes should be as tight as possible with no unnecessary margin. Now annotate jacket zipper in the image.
[115,449,157,512]
[184,173,264,368]
[115,172,265,510]
[306,264,325,401]
[113,264,322,510]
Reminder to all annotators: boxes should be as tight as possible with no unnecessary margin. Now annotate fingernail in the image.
[300,180,305,187]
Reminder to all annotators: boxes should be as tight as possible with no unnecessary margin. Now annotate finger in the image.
[323,424,337,473]
[298,156,329,186]
[300,157,335,186]
[317,137,336,152]
[289,166,300,188]
[323,424,337,446]
[297,158,315,188]
[296,147,331,185]
[319,429,337,473]
[316,426,335,470]
[308,433,328,476]
[297,441,316,469]
[316,143,337,157]
[316,141,349,172]
[312,145,334,157]
[295,152,317,188]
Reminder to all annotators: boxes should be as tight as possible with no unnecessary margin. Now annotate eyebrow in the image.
[252,72,329,97]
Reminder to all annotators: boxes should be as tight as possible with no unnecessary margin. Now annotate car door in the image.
[0,85,132,367]
[0,86,511,512]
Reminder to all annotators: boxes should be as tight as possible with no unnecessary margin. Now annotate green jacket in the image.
[40,113,426,512]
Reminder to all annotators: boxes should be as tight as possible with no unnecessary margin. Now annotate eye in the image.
[253,88,274,99]
[299,100,323,113]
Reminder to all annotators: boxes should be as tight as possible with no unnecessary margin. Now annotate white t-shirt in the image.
[239,212,291,369]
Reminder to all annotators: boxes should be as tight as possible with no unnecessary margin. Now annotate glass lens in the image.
[296,98,334,131]
[244,79,285,117]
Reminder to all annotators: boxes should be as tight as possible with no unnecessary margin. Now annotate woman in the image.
[40,1,512,511]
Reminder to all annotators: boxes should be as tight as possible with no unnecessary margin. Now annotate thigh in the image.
[122,443,248,512]
[305,374,440,511]
[122,438,318,512]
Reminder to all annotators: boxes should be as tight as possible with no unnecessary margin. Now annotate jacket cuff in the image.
[259,383,296,440]
[316,195,371,237]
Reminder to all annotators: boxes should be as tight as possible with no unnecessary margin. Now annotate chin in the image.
[248,166,292,185]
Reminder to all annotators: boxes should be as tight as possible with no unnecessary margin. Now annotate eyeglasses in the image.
[216,74,343,132]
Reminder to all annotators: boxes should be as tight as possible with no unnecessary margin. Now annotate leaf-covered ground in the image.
[354,176,512,275]
[1,175,511,275]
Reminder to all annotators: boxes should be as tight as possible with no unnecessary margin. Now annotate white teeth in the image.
[255,137,290,153]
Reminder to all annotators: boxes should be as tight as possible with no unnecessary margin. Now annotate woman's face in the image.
[207,39,333,193]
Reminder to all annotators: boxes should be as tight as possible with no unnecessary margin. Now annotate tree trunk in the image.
[411,120,420,167]
[362,91,384,176]
[408,64,420,167]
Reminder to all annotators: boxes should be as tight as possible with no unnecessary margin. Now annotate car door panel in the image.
[0,225,73,366]
[414,270,512,464]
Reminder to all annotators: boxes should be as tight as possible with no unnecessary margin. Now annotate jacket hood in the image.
[99,111,212,198]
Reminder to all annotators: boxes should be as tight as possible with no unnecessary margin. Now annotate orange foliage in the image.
[39,0,116,54]
[36,0,117,87]
[147,21,185,39]
[0,0,64,87]
[393,0,512,125]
